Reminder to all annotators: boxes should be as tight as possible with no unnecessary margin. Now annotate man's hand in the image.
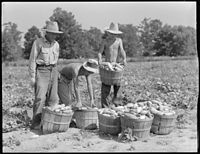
[30,78,36,88]
[75,101,82,108]
[122,59,127,66]
[90,99,96,108]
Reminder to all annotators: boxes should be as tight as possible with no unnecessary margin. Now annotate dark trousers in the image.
[101,83,120,108]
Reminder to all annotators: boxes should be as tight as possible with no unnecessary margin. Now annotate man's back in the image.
[60,63,82,80]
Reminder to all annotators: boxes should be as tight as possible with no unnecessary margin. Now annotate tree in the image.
[119,24,141,57]
[2,22,23,61]
[153,24,197,56]
[23,26,42,59]
[138,18,162,56]
[85,27,103,55]
[49,7,93,59]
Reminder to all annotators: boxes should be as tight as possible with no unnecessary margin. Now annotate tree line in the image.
[2,7,197,62]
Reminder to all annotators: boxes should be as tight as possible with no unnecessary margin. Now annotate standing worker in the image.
[28,21,63,130]
[98,22,127,108]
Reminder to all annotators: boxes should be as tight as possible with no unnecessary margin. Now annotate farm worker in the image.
[98,22,127,108]
[28,21,63,130]
[58,59,99,108]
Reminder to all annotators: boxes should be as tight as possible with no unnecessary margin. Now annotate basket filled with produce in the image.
[41,104,74,134]
[118,102,154,140]
[99,62,124,85]
[98,108,121,135]
[74,107,98,130]
[149,100,177,135]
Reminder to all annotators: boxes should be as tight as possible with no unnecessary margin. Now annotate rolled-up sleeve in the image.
[28,39,39,80]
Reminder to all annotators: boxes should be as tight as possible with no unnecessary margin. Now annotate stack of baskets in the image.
[99,66,123,85]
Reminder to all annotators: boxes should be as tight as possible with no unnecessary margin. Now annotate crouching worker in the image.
[58,59,99,108]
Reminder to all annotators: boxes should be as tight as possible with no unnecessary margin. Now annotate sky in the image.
[2,1,196,35]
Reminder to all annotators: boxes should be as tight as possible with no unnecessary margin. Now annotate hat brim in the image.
[106,29,123,34]
[82,62,99,74]
[41,29,63,34]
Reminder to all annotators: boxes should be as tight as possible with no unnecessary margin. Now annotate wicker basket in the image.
[41,107,74,134]
[74,109,98,130]
[120,113,154,140]
[99,67,123,85]
[98,113,121,135]
[150,113,177,135]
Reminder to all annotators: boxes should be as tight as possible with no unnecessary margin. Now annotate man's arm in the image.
[85,75,95,107]
[98,41,105,65]
[73,76,82,107]
[28,39,39,86]
[119,39,127,66]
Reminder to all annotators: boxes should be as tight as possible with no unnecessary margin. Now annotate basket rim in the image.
[98,112,120,119]
[43,107,74,116]
[99,67,124,73]
[121,113,154,122]
[152,113,177,118]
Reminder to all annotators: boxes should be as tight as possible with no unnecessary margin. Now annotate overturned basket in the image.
[41,107,74,134]
[99,67,123,85]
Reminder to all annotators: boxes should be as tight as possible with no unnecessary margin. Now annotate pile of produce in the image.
[100,62,124,71]
[44,104,73,114]
[121,102,153,120]
[98,108,120,118]
[149,100,176,116]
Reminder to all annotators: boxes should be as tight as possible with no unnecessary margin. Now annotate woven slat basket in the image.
[99,67,123,85]
[41,107,74,134]
[98,112,121,135]
[74,109,98,130]
[150,113,177,135]
[120,113,154,140]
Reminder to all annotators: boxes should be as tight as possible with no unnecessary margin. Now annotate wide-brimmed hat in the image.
[105,22,123,34]
[82,59,99,74]
[42,21,63,34]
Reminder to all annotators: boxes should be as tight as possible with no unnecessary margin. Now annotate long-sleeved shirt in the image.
[28,37,60,79]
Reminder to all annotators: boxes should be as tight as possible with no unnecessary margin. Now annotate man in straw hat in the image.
[98,22,127,108]
[28,21,63,130]
[58,59,99,108]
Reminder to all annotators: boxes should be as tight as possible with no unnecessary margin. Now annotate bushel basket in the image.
[74,108,98,130]
[98,112,121,135]
[99,67,123,85]
[150,113,177,135]
[41,107,74,134]
[120,113,154,140]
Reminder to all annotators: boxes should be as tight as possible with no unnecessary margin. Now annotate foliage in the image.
[2,22,23,61]
[153,25,197,56]
[119,24,142,57]
[85,27,103,55]
[2,58,198,132]
[23,26,42,59]
[138,18,162,56]
[49,7,94,59]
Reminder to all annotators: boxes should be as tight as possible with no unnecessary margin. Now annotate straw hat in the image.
[42,21,63,34]
[82,59,99,74]
[105,22,123,34]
